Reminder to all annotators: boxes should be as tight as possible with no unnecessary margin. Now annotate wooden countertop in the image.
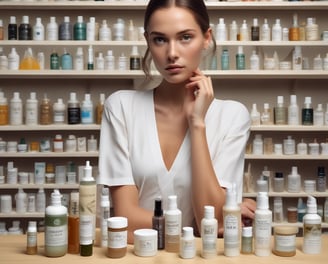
[2,233,328,264]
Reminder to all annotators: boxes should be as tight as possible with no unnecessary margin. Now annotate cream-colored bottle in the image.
[164,195,181,252]
[201,205,218,258]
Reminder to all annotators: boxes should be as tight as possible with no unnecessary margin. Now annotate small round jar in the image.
[134,229,157,257]
[273,226,299,257]
[107,217,128,258]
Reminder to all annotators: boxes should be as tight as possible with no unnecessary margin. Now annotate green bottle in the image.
[50,51,60,70]
[74,16,86,40]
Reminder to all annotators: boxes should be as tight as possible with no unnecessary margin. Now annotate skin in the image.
[110,6,256,243]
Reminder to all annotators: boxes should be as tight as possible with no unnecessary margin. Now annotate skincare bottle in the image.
[274,95,287,125]
[152,197,165,250]
[292,46,302,70]
[0,91,8,125]
[19,15,32,40]
[25,92,38,126]
[236,46,245,70]
[252,134,263,155]
[61,49,73,70]
[305,17,319,41]
[316,166,326,192]
[53,98,66,124]
[273,197,284,223]
[86,17,96,41]
[201,205,218,258]
[45,189,68,257]
[165,195,182,253]
[216,18,227,41]
[180,227,196,259]
[129,46,141,70]
[59,16,73,40]
[254,192,272,257]
[79,161,96,256]
[241,226,253,254]
[128,19,137,41]
[323,53,328,71]
[74,47,84,70]
[19,47,40,70]
[239,20,249,41]
[100,187,110,248]
[223,185,241,257]
[68,191,79,254]
[220,47,229,70]
[297,139,308,155]
[313,54,323,70]
[39,93,52,125]
[95,52,105,70]
[67,92,81,124]
[9,92,23,125]
[8,47,20,70]
[251,18,259,41]
[105,50,115,70]
[303,196,321,254]
[74,16,86,40]
[324,197,328,223]
[288,94,299,125]
[96,93,105,124]
[249,50,260,70]
[261,103,273,125]
[99,20,111,41]
[50,50,60,70]
[260,18,270,41]
[273,172,284,192]
[46,17,58,41]
[302,96,313,125]
[0,47,8,70]
[87,45,94,70]
[33,17,44,41]
[36,188,46,213]
[272,18,282,42]
[283,135,295,155]
[250,103,260,126]
[229,20,238,41]
[8,16,17,40]
[313,104,324,126]
[289,13,300,41]
[287,166,301,193]
[26,221,38,255]
[81,93,94,124]
[118,53,128,71]
[113,18,125,41]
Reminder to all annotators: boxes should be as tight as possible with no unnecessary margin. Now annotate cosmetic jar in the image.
[304,180,316,193]
[287,207,298,223]
[107,217,128,258]
[134,229,158,257]
[273,226,298,257]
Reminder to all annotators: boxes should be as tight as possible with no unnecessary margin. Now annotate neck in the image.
[154,80,187,107]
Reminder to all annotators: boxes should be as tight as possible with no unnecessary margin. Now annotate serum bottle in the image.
[274,95,287,125]
[152,198,165,250]
[302,96,313,125]
[236,46,245,70]
[201,205,218,258]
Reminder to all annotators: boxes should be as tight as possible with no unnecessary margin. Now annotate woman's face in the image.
[145,7,211,84]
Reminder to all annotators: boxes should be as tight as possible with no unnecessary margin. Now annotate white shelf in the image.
[251,125,328,132]
[0,124,100,131]
[272,222,328,228]
[0,151,99,158]
[245,154,328,160]
[0,183,79,190]
[0,212,44,218]
[243,191,328,198]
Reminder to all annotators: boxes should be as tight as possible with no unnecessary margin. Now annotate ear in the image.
[203,28,213,50]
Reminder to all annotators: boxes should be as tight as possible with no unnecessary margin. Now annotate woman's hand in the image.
[184,69,214,127]
[240,198,256,226]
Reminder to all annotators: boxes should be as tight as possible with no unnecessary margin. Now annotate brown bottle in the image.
[96,93,105,124]
[40,94,52,125]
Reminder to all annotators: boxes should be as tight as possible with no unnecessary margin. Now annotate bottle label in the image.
[275,234,295,252]
[45,214,68,246]
[303,223,321,253]
[165,214,181,236]
[68,107,81,124]
[27,231,37,247]
[80,214,94,242]
[224,214,239,246]
[108,230,127,248]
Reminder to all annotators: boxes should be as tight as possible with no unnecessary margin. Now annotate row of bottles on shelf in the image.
[0,160,96,185]
[0,91,106,126]
[250,95,328,126]
[0,46,142,70]
[244,165,327,194]
[0,16,144,42]
[0,134,98,153]
[249,134,328,156]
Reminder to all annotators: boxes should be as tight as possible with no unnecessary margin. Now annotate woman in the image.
[98,0,255,243]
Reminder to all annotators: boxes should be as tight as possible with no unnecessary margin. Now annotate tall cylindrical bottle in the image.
[45,189,68,257]
[100,187,110,248]
[68,191,80,254]
[201,205,218,258]
[164,195,182,252]
[303,196,321,254]
[53,98,66,124]
[152,197,165,250]
[0,91,9,125]
[67,92,81,124]
[10,92,23,125]
[26,221,38,255]
[79,161,96,256]
[25,92,38,125]
[223,184,241,257]
[39,94,52,125]
[254,192,272,256]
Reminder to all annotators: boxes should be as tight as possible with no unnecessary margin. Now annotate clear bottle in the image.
[313,54,323,70]
[67,92,81,124]
[302,96,313,125]
[118,53,128,71]
[223,185,241,257]
[53,98,66,124]
[302,196,321,254]
[201,205,218,258]
[96,93,105,124]
[39,93,52,125]
[239,20,249,41]
[25,92,38,125]
[45,189,68,257]
[10,92,23,125]
[323,53,328,71]
[241,226,253,254]
[19,15,32,40]
[128,19,137,41]
[216,18,227,41]
[95,52,105,70]
[99,20,111,41]
[249,50,260,70]
[313,104,324,126]
[273,197,284,223]
[152,197,165,250]
[250,103,260,126]
[0,91,8,125]
[261,18,271,41]
[272,19,282,42]
[26,221,37,255]
[289,13,300,41]
[36,188,46,213]
[254,192,272,256]
[68,191,79,254]
[81,93,94,124]
[287,166,301,193]
[229,20,238,41]
[46,17,58,41]
[288,94,299,125]
[79,161,96,256]
[252,134,263,155]
[105,50,115,70]
[19,47,40,70]
[261,103,273,125]
[59,16,72,40]
[292,46,303,70]
[74,47,84,70]
[113,18,125,41]
[8,16,18,40]
[273,172,284,192]
[164,195,182,253]
[33,17,44,41]
[180,227,196,259]
[274,95,287,125]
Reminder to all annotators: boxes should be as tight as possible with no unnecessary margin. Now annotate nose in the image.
[167,40,178,62]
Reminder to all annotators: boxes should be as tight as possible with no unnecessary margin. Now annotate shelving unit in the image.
[0,1,328,230]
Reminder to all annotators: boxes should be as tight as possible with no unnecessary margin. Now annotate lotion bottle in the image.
[223,184,241,257]
[79,161,96,256]
[33,17,44,41]
[165,195,182,253]
[303,196,321,254]
[180,227,196,259]
[26,221,38,255]
[45,189,68,257]
[10,92,23,125]
[25,92,38,125]
[201,205,218,258]
[254,192,272,256]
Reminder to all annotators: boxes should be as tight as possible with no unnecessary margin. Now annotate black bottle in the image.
[18,15,32,40]
[8,16,17,40]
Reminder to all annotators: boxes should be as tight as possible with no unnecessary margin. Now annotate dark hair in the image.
[142,0,216,79]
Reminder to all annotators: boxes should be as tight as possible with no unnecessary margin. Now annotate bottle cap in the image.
[50,17,56,23]
[318,166,325,176]
[10,16,16,24]
[242,226,252,237]
[154,197,163,217]
[168,195,178,210]
[101,187,110,206]
[51,189,62,206]
[277,95,284,104]
[204,205,215,219]
[22,15,29,24]
[304,96,312,104]
[77,16,83,23]
[131,46,139,56]
[256,192,269,210]
[182,227,194,239]
[275,172,283,178]
[82,160,93,181]
[291,166,298,175]
[30,92,36,100]
[64,16,70,23]
[290,94,297,104]
[306,196,317,214]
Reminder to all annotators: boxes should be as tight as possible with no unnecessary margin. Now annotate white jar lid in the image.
[107,216,128,229]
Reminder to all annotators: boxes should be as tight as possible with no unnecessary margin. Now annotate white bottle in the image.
[313,104,324,126]
[239,20,249,41]
[46,17,58,41]
[164,195,182,253]
[254,192,272,257]
[0,47,8,70]
[81,93,94,124]
[313,54,323,70]
[292,46,302,70]
[33,17,45,41]
[118,53,128,71]
[86,17,96,41]
[201,205,218,258]
[229,20,238,41]
[79,161,97,246]
[252,134,263,155]
[45,189,68,257]
[287,166,301,193]
[95,52,105,70]
[105,50,115,70]
[8,47,20,70]
[288,94,299,125]
[223,185,241,257]
[250,103,260,126]
[36,188,46,213]
[113,18,125,41]
[324,197,328,223]
[261,18,271,41]
[99,19,111,41]
[74,47,84,70]
[15,188,27,213]
[216,18,227,41]
[272,19,282,41]
[128,19,137,41]
[303,196,322,254]
[53,98,66,124]
[25,92,38,125]
[100,187,110,248]
[10,92,23,125]
[249,50,260,70]
[179,227,196,259]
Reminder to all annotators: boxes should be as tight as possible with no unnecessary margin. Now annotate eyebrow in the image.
[149,29,197,36]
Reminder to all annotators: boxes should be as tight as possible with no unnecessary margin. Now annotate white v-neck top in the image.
[98,89,250,228]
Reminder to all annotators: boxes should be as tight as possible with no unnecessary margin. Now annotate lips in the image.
[165,64,184,73]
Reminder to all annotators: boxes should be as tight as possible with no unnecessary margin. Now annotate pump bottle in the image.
[45,189,68,257]
[223,185,241,257]
[164,195,182,253]
[303,196,322,254]
[152,197,165,250]
[79,161,96,256]
[254,192,272,256]
[201,205,218,258]
[67,92,81,124]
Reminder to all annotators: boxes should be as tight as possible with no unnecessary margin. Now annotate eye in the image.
[152,36,166,45]
[180,34,193,42]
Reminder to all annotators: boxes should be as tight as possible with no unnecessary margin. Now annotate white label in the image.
[165,214,181,236]
[275,234,295,252]
[79,215,94,242]
[45,225,67,246]
[108,230,127,248]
